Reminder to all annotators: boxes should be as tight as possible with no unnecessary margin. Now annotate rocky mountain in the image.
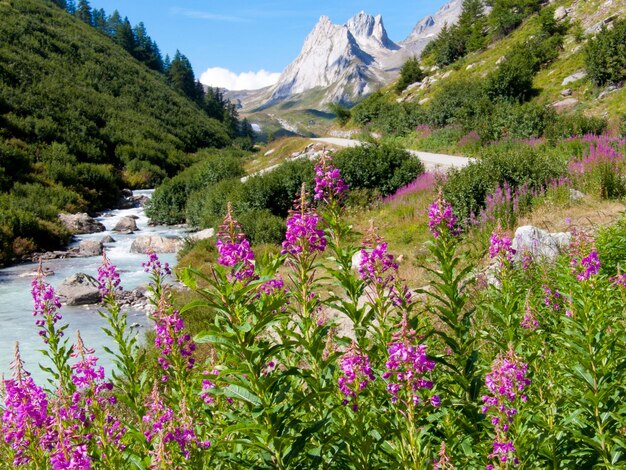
[263,13,399,107]
[243,1,464,113]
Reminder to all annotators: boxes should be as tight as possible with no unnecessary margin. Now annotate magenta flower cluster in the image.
[142,250,171,277]
[281,208,327,257]
[337,351,375,411]
[143,387,209,462]
[31,270,62,341]
[482,349,531,467]
[428,196,459,238]
[382,172,437,204]
[216,207,255,282]
[97,252,121,298]
[358,242,398,285]
[569,231,601,281]
[153,307,196,377]
[489,231,516,263]
[383,342,439,407]
[314,152,348,203]
[1,371,50,466]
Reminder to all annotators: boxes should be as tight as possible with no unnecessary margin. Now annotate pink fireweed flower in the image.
[97,250,122,298]
[1,343,51,467]
[433,441,453,470]
[31,264,62,341]
[142,249,171,277]
[281,186,327,257]
[152,297,196,377]
[216,203,255,282]
[569,230,600,281]
[482,347,530,467]
[543,285,563,312]
[314,150,348,204]
[428,194,459,239]
[382,172,438,204]
[489,230,516,265]
[143,386,209,462]
[337,345,375,412]
[383,342,437,406]
[612,273,626,287]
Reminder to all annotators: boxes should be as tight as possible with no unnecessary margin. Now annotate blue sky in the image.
[93,0,449,89]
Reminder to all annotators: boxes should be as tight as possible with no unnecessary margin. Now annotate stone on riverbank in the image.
[130,235,181,254]
[58,213,105,234]
[78,240,103,257]
[58,273,101,306]
[113,216,138,233]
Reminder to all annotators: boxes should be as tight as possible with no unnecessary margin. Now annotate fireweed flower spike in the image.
[337,343,375,412]
[97,250,121,298]
[281,185,327,258]
[482,347,531,467]
[569,229,600,282]
[428,192,460,239]
[216,202,255,282]
[1,343,50,467]
[489,228,516,267]
[31,262,62,341]
[314,149,348,204]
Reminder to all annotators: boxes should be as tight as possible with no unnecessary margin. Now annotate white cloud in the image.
[200,67,281,91]
[170,8,248,23]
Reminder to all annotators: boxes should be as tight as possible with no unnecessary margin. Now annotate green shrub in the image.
[486,45,537,102]
[428,78,491,128]
[334,143,425,196]
[395,57,425,93]
[596,215,626,276]
[237,209,286,245]
[329,103,351,126]
[443,142,565,218]
[545,113,607,140]
[479,101,554,142]
[585,19,626,86]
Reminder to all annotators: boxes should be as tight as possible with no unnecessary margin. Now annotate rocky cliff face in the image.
[251,1,463,110]
[264,12,399,107]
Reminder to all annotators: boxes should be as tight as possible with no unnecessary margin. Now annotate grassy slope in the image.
[401,0,626,118]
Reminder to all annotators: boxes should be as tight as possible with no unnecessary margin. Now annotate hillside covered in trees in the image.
[0,0,243,265]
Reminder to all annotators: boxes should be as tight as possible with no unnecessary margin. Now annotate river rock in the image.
[58,213,105,234]
[512,226,571,262]
[130,235,181,254]
[78,239,103,257]
[132,195,150,207]
[58,273,101,306]
[187,228,215,242]
[113,216,138,233]
[101,235,116,243]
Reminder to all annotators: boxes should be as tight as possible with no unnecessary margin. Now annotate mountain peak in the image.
[345,11,398,51]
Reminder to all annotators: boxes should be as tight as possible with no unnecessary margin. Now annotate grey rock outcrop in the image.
[113,216,138,233]
[552,98,579,112]
[78,240,103,257]
[101,235,116,243]
[187,228,215,242]
[562,71,587,86]
[512,226,571,262]
[130,235,181,254]
[58,213,105,234]
[58,273,101,306]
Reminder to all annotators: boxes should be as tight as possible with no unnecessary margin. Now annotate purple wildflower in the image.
[31,264,62,341]
[569,230,600,281]
[489,230,516,265]
[216,203,255,282]
[281,186,327,257]
[611,273,626,287]
[428,194,459,239]
[433,441,453,469]
[482,348,530,468]
[97,250,121,298]
[142,250,171,277]
[152,297,196,377]
[314,150,348,204]
[337,345,375,411]
[0,343,51,466]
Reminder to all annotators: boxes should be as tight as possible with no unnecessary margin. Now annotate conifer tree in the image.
[75,0,93,26]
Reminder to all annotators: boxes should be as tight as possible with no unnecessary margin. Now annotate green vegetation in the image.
[584,18,626,86]
[395,57,424,94]
[0,0,242,265]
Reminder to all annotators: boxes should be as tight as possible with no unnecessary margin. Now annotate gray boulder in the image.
[113,216,138,233]
[78,239,103,257]
[552,98,579,112]
[187,228,215,242]
[58,213,105,234]
[512,225,571,262]
[101,235,116,243]
[562,71,587,86]
[58,273,101,306]
[130,235,181,254]
[561,88,572,96]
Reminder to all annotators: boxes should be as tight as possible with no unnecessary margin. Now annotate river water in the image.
[0,190,187,384]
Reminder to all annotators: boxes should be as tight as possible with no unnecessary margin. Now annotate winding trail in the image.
[312,137,473,170]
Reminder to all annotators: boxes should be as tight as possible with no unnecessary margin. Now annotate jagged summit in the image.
[242,1,464,112]
[263,12,395,107]
[346,11,399,52]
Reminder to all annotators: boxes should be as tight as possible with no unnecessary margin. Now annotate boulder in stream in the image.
[78,239,103,257]
[113,216,138,233]
[130,235,181,254]
[58,213,105,234]
[57,273,101,305]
